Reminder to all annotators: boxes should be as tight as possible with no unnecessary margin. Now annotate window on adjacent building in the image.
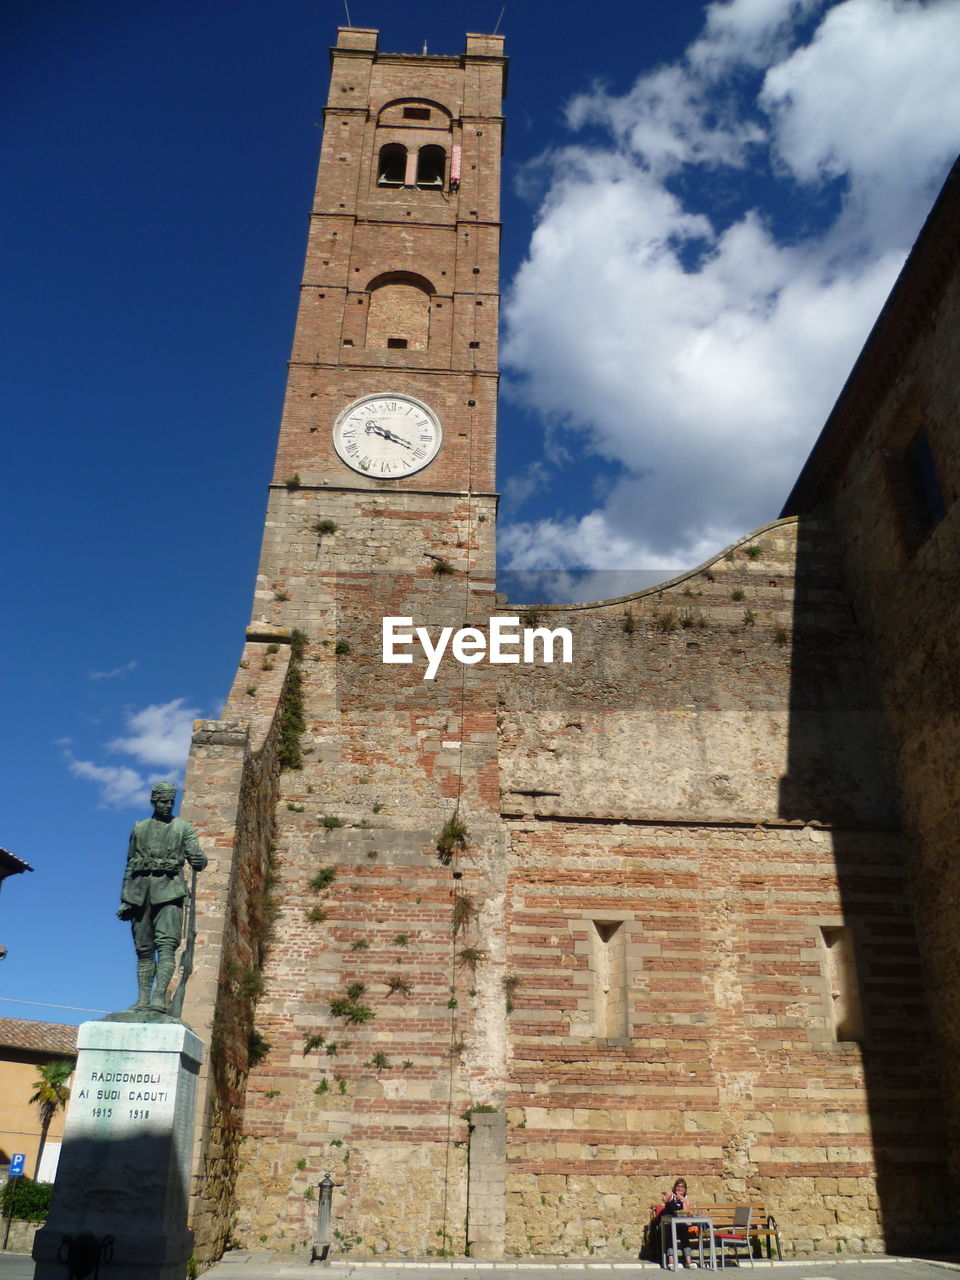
[377,143,406,186]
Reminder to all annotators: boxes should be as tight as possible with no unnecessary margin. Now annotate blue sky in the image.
[2,0,959,1023]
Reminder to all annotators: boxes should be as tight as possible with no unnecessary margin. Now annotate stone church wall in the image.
[498,518,950,1254]
[800,181,960,1181]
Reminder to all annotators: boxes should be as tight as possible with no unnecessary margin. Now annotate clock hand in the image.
[365,421,413,449]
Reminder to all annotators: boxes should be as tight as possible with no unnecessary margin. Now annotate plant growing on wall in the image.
[248,1029,271,1065]
[329,996,375,1024]
[328,981,375,1024]
[437,814,468,865]
[277,639,307,770]
[457,945,485,972]
[503,975,521,1013]
[452,892,477,935]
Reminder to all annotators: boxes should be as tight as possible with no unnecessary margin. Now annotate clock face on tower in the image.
[332,393,442,479]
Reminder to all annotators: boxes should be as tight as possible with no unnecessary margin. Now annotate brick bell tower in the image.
[181,28,509,1264]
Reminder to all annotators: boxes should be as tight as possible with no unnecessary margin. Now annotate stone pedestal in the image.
[33,1020,204,1280]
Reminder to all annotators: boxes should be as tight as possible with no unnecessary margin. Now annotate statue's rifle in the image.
[168,864,198,1020]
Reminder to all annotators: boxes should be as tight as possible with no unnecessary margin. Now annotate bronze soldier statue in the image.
[118,782,207,1013]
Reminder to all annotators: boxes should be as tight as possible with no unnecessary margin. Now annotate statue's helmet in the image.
[150,782,177,801]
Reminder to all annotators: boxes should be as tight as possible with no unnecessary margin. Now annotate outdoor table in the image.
[661,1214,718,1270]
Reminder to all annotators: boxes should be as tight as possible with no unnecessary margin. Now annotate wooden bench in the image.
[702,1205,783,1260]
[646,1203,783,1263]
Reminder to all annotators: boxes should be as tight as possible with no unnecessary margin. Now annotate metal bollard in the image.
[311,1173,334,1263]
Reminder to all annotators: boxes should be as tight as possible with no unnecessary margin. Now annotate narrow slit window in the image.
[592,920,628,1039]
[886,426,949,554]
[377,143,406,187]
[402,106,431,121]
[416,145,446,188]
[903,428,947,536]
[387,337,408,349]
[820,925,864,1042]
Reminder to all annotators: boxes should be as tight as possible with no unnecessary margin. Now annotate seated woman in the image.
[660,1178,694,1269]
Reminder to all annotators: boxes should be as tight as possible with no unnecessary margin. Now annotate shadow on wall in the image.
[779,511,956,1254]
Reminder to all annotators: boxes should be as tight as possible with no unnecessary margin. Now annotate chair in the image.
[750,1213,783,1260]
[713,1206,754,1268]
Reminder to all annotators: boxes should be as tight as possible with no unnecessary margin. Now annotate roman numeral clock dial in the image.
[333,393,442,478]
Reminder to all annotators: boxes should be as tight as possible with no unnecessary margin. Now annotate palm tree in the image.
[29,1058,73,1179]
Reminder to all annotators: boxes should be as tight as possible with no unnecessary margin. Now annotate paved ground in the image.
[2,1252,958,1280]
[200,1256,960,1280]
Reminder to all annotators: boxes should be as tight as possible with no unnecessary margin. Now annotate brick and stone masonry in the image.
[176,25,956,1265]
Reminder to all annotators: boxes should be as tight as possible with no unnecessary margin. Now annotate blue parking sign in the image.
[9,1153,25,1177]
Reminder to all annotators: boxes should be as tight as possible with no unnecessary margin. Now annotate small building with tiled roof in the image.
[0,848,33,883]
[0,1018,77,1181]
[0,848,33,962]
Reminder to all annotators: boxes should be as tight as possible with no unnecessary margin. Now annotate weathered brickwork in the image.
[498,520,948,1255]
[182,28,509,1262]
[177,25,957,1267]
[786,161,960,1184]
[180,634,292,1262]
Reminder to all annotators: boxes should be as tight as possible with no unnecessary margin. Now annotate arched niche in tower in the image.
[364,272,435,352]
[377,142,406,187]
[376,98,453,129]
[416,145,446,189]
[372,99,453,191]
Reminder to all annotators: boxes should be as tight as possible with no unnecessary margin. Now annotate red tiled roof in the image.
[0,1018,78,1055]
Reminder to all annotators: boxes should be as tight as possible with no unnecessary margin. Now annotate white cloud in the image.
[65,698,199,808]
[566,65,765,177]
[108,698,199,770]
[692,0,826,70]
[501,0,960,573]
[501,459,554,516]
[763,0,960,188]
[88,660,138,681]
[67,758,155,810]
